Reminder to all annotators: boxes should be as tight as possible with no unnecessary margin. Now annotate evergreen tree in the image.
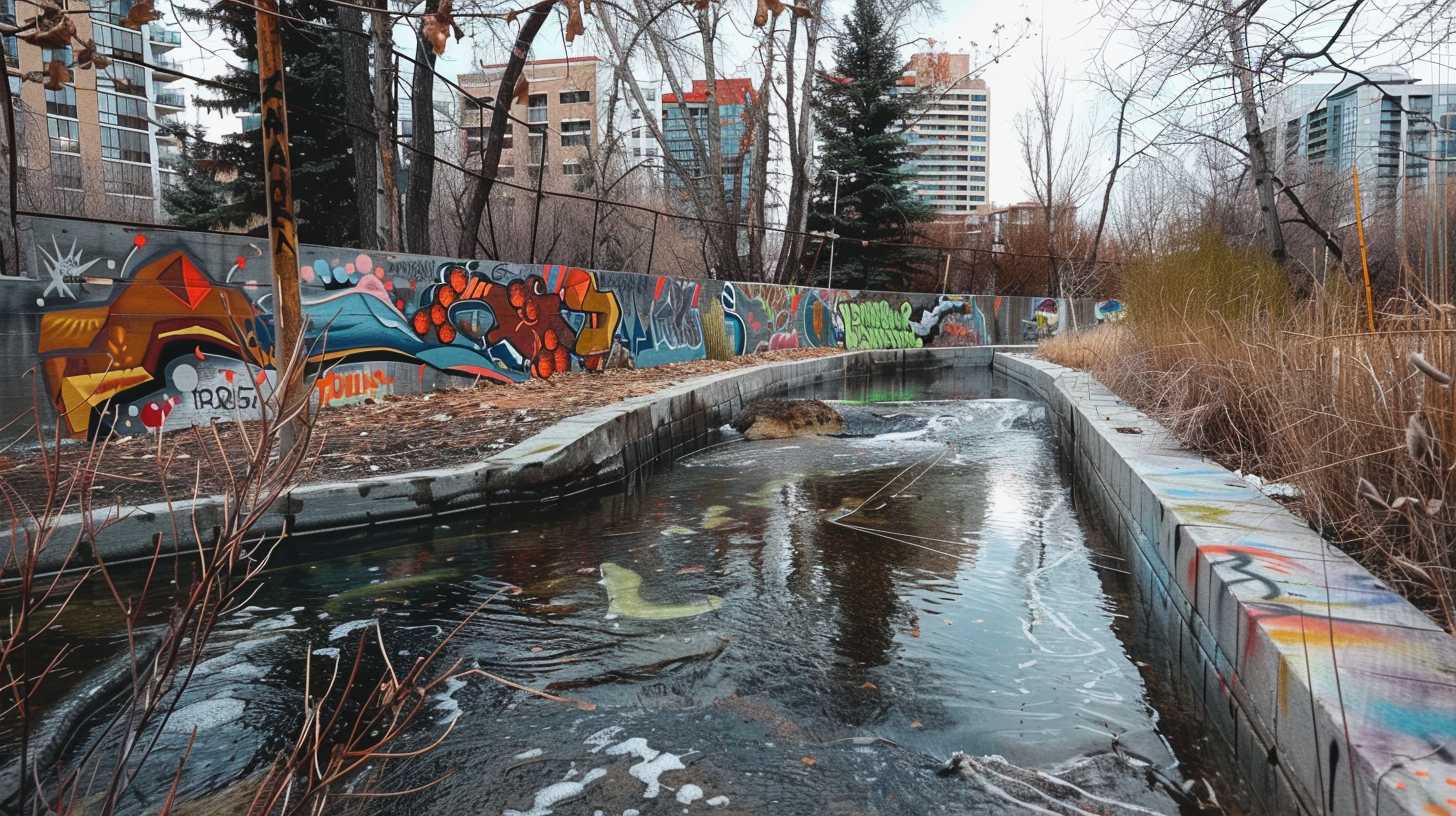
[170,0,360,246]
[806,0,933,291]
[161,126,232,230]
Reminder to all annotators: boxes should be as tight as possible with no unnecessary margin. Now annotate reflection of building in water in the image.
[793,454,989,713]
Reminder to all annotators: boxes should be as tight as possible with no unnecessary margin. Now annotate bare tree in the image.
[1016,40,1094,297]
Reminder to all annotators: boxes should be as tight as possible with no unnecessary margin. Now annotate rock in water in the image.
[730,399,844,440]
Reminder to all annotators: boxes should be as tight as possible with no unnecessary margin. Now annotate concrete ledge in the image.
[4,346,1017,574]
[994,351,1456,816]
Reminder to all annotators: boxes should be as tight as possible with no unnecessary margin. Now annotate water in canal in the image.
[3,369,1252,814]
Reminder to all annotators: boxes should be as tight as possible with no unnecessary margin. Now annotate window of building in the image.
[527,93,548,124]
[47,116,80,153]
[528,126,545,163]
[45,85,77,118]
[101,125,150,163]
[561,119,590,147]
[93,23,143,62]
[99,60,146,95]
[563,160,585,175]
[971,94,987,101]
[560,90,590,104]
[50,152,82,190]
[103,159,153,197]
[99,92,149,130]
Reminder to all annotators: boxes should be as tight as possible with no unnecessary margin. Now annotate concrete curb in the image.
[5,346,1022,574]
[993,351,1456,816]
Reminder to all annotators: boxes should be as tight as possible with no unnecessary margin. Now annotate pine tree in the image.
[169,0,360,246]
[161,126,232,230]
[806,0,933,291]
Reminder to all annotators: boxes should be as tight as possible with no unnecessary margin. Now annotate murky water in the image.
[2,370,1250,814]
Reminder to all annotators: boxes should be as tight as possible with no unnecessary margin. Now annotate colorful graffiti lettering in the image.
[316,367,396,407]
[1095,299,1124,323]
[838,300,923,350]
[606,273,705,366]
[910,297,987,347]
[19,216,1085,436]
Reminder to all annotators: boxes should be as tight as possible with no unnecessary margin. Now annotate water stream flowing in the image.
[1,369,1255,814]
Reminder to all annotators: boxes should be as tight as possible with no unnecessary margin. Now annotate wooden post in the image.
[1352,165,1376,333]
[256,0,306,451]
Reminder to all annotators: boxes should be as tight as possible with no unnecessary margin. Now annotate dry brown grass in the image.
[1042,245,1456,632]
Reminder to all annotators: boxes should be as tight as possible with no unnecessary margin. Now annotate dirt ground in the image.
[0,348,845,510]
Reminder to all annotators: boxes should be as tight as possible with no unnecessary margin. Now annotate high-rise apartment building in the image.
[896,52,989,219]
[1272,67,1456,215]
[458,56,663,193]
[4,0,187,222]
[660,78,755,212]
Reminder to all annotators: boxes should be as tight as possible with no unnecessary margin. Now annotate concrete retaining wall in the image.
[13,344,1452,816]
[11,346,1002,574]
[994,352,1456,816]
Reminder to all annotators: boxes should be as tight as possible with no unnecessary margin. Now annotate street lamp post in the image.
[826,170,841,290]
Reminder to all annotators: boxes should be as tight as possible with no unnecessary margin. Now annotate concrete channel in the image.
[6,346,1454,816]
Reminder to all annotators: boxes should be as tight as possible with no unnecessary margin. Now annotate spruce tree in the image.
[807,0,933,291]
[170,0,360,246]
[161,126,231,230]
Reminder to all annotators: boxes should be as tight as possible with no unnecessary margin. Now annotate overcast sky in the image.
[165,0,1455,220]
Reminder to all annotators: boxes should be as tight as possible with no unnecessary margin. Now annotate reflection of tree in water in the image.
[793,457,989,712]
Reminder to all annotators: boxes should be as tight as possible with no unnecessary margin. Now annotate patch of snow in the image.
[515,748,544,760]
[328,619,374,642]
[605,738,686,799]
[706,796,729,807]
[675,784,703,805]
[584,726,624,753]
[502,767,606,816]
[1236,469,1300,498]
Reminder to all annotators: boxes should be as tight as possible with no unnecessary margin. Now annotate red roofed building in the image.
[660,79,759,211]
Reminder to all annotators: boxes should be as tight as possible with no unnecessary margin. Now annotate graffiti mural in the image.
[1095,299,1125,323]
[838,300,923,350]
[602,273,705,367]
[720,283,839,355]
[909,296,988,347]
[11,215,1094,436]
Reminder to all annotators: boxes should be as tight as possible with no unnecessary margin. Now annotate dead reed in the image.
[1041,239,1456,631]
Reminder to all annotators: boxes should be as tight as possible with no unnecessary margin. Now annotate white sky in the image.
[164,0,1454,221]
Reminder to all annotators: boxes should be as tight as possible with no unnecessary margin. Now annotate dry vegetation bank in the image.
[1040,237,1455,631]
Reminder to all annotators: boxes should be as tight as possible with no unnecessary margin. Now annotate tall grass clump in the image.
[1042,235,1455,631]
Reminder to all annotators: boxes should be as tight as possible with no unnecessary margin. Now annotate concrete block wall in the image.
[7,213,1096,440]
[994,352,1456,816]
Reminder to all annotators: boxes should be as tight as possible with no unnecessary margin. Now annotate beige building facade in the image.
[4,0,186,223]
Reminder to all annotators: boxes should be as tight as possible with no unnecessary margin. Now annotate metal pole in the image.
[0,39,18,275]
[1352,165,1375,333]
[529,135,547,264]
[256,0,305,454]
[646,211,660,274]
[940,251,951,294]
[590,198,600,269]
[828,170,840,290]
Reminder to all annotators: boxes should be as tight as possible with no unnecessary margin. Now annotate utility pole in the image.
[256,0,306,454]
[827,169,841,290]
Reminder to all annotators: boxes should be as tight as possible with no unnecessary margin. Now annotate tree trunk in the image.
[339,3,378,249]
[456,0,555,258]
[1222,0,1286,264]
[747,17,775,280]
[403,0,440,254]
[773,0,822,284]
[372,5,400,250]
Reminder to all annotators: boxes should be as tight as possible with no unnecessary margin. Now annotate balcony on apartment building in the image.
[149,26,181,50]
[151,53,183,81]
[154,87,185,110]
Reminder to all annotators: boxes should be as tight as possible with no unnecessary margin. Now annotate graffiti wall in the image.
[4,215,1095,436]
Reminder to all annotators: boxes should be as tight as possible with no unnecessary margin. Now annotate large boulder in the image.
[730,399,845,441]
